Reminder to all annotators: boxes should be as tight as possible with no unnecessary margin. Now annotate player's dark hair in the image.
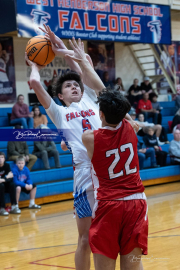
[0,152,6,159]
[96,89,131,125]
[53,71,84,106]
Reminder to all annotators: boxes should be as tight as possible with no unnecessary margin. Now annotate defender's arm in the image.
[65,38,105,96]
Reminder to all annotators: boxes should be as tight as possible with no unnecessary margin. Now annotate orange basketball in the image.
[26,35,55,66]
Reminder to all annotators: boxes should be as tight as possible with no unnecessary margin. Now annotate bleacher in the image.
[1,100,180,207]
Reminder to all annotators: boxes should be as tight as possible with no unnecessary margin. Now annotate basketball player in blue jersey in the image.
[26,25,138,270]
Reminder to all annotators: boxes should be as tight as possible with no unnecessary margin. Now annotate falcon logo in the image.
[147,20,162,43]
[31,9,51,35]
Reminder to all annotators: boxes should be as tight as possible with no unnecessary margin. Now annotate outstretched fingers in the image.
[78,38,82,48]
[39,27,46,34]
[39,24,52,35]
[43,24,49,33]
[72,37,80,49]
[69,39,76,51]
[69,37,83,53]
[46,25,52,34]
[81,41,84,52]
[39,24,48,34]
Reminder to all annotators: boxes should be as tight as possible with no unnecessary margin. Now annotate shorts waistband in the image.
[116,192,146,201]
[74,163,91,169]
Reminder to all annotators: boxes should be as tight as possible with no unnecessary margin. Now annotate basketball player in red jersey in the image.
[82,89,148,270]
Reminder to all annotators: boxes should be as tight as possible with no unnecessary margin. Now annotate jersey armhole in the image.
[91,130,98,163]
[45,99,63,127]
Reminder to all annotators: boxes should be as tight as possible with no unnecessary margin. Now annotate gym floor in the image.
[1,181,180,270]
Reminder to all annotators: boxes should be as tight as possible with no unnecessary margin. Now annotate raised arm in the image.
[65,38,105,96]
[66,38,139,132]
[25,53,51,109]
[39,24,83,76]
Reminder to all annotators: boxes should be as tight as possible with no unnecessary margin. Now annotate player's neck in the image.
[64,98,80,107]
[102,120,118,128]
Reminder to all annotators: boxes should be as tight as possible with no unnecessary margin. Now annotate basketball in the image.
[26,35,55,66]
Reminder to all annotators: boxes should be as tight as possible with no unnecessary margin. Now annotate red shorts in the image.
[89,199,148,260]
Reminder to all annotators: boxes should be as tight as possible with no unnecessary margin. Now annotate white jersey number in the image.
[106,143,137,179]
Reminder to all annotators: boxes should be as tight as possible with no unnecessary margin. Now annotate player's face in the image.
[0,155,5,166]
[16,160,25,171]
[59,80,82,105]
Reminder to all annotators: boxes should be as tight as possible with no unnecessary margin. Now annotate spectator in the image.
[141,76,153,95]
[143,127,167,167]
[33,141,61,170]
[137,137,159,170]
[136,93,158,124]
[102,71,114,89]
[114,77,126,96]
[172,109,180,131]
[8,141,37,171]
[136,114,168,145]
[173,124,180,132]
[0,152,21,216]
[128,78,142,107]
[175,91,180,113]
[169,129,180,164]
[128,107,136,120]
[149,93,163,125]
[12,156,41,209]
[10,94,34,129]
[32,105,48,129]
[176,76,180,93]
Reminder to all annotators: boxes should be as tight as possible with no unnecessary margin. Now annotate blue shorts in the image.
[73,166,94,218]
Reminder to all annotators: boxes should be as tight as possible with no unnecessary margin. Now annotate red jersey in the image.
[136,99,152,114]
[91,119,144,200]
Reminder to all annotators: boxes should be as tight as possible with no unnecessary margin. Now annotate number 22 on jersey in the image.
[106,143,137,179]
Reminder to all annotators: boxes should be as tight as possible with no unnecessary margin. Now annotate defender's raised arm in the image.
[66,37,105,96]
